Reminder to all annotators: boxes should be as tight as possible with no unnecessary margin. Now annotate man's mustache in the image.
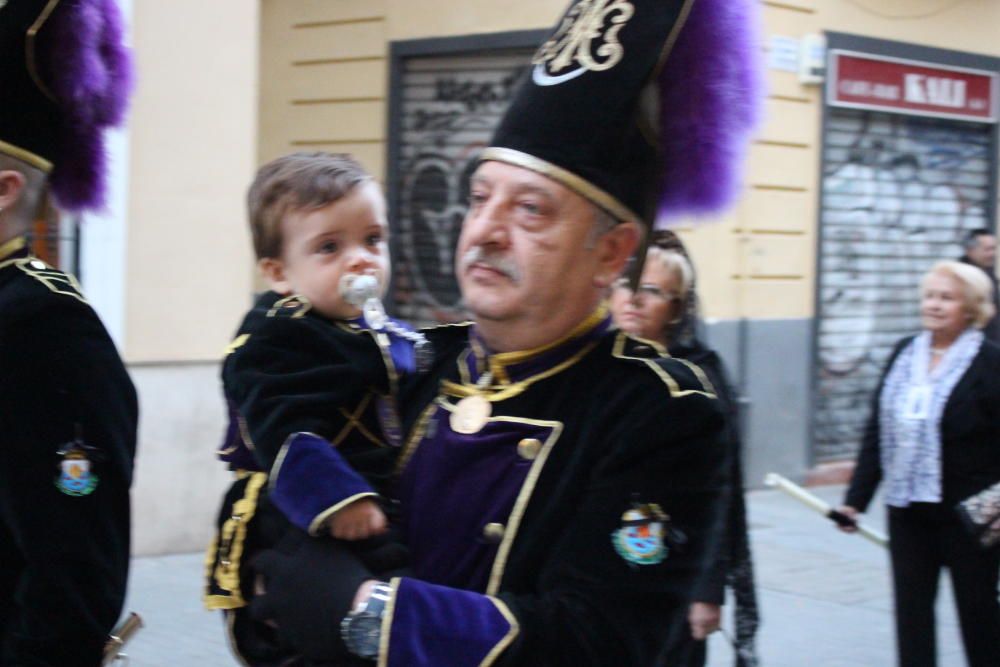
[459,246,522,284]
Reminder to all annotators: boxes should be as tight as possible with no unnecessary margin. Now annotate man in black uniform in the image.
[0,1,136,665]
[247,0,762,664]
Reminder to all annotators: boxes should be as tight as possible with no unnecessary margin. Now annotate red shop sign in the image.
[828,50,998,123]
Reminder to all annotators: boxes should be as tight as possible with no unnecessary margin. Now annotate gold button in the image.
[517,438,542,460]
[483,522,505,543]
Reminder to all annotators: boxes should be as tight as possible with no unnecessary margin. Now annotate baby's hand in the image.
[328,498,388,540]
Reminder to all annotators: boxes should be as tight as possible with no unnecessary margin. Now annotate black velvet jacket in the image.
[205,290,402,616]
[670,341,746,604]
[379,320,730,666]
[0,240,137,666]
[846,334,1000,512]
[665,339,759,667]
[220,290,399,492]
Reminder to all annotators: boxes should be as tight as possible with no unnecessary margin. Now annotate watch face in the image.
[348,614,382,657]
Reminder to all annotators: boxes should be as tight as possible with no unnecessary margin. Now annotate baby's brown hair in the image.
[247,152,372,259]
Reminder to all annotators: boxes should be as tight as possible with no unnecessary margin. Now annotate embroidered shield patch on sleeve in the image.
[55,442,99,496]
[612,502,668,565]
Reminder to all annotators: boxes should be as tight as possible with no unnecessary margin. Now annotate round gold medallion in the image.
[450,395,492,434]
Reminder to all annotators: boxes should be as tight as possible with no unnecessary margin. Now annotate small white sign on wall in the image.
[769,35,801,72]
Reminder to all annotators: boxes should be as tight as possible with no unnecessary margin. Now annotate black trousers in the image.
[888,503,1000,667]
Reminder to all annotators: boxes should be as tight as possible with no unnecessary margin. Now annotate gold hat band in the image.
[479,147,639,224]
[0,139,54,173]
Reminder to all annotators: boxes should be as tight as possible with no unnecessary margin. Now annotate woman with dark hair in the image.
[610,230,759,667]
[837,260,1000,667]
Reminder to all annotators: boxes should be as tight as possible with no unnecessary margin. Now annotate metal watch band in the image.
[341,581,393,659]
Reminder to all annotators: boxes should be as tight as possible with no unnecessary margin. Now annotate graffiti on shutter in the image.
[814,108,993,460]
[391,52,532,326]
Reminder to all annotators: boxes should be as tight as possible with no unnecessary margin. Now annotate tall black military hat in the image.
[481,0,762,227]
[0,0,133,212]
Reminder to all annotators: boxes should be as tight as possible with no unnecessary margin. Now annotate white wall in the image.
[79,0,131,348]
[123,0,259,555]
[130,363,232,556]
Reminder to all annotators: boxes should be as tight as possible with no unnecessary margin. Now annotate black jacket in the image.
[390,323,729,666]
[845,333,1000,512]
[221,290,397,488]
[663,339,758,667]
[670,341,743,604]
[221,316,730,666]
[204,290,401,615]
[0,244,137,666]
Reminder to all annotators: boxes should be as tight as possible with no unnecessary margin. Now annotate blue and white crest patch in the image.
[55,442,99,496]
[612,502,668,565]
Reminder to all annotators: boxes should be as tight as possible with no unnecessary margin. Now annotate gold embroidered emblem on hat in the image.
[532,0,635,84]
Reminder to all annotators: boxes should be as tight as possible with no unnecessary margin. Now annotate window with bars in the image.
[25,211,80,276]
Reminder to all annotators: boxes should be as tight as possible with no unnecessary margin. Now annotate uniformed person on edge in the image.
[0,2,137,665]
[246,0,763,665]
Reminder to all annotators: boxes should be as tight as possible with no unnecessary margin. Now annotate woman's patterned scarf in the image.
[879,328,983,507]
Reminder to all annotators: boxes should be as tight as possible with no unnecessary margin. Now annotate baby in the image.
[206,152,424,662]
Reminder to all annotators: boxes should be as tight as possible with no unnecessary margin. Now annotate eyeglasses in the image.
[613,277,675,302]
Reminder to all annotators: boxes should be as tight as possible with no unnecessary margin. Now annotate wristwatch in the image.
[341,581,393,660]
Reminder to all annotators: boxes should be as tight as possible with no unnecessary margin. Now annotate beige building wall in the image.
[259,0,565,171]
[686,0,1000,320]
[260,0,1000,323]
[115,0,999,554]
[127,0,258,363]
[125,0,260,555]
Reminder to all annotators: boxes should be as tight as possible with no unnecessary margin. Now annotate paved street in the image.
[123,485,967,666]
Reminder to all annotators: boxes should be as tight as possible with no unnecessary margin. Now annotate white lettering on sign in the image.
[839,80,900,100]
[904,74,967,108]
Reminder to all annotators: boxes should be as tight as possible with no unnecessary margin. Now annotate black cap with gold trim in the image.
[482,0,762,227]
[0,0,133,212]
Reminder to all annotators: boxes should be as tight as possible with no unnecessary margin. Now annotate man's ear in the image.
[258,257,293,295]
[593,221,640,288]
[0,170,27,212]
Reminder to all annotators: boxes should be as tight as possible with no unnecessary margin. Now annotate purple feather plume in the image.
[656,0,764,225]
[40,0,135,211]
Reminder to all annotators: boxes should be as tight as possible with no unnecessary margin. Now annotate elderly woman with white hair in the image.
[610,231,759,667]
[838,260,1000,667]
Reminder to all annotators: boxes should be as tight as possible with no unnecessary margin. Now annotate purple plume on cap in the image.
[40,0,135,211]
[656,0,764,226]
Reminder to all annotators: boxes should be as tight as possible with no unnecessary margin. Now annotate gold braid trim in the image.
[203,472,268,610]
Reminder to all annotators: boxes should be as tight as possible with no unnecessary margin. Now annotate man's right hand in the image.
[688,601,721,640]
[834,505,859,533]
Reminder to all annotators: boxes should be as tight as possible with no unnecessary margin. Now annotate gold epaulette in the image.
[267,294,311,318]
[12,258,88,305]
[223,333,250,357]
[611,331,716,399]
[614,331,667,359]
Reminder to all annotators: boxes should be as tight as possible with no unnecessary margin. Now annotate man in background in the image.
[959,228,999,341]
